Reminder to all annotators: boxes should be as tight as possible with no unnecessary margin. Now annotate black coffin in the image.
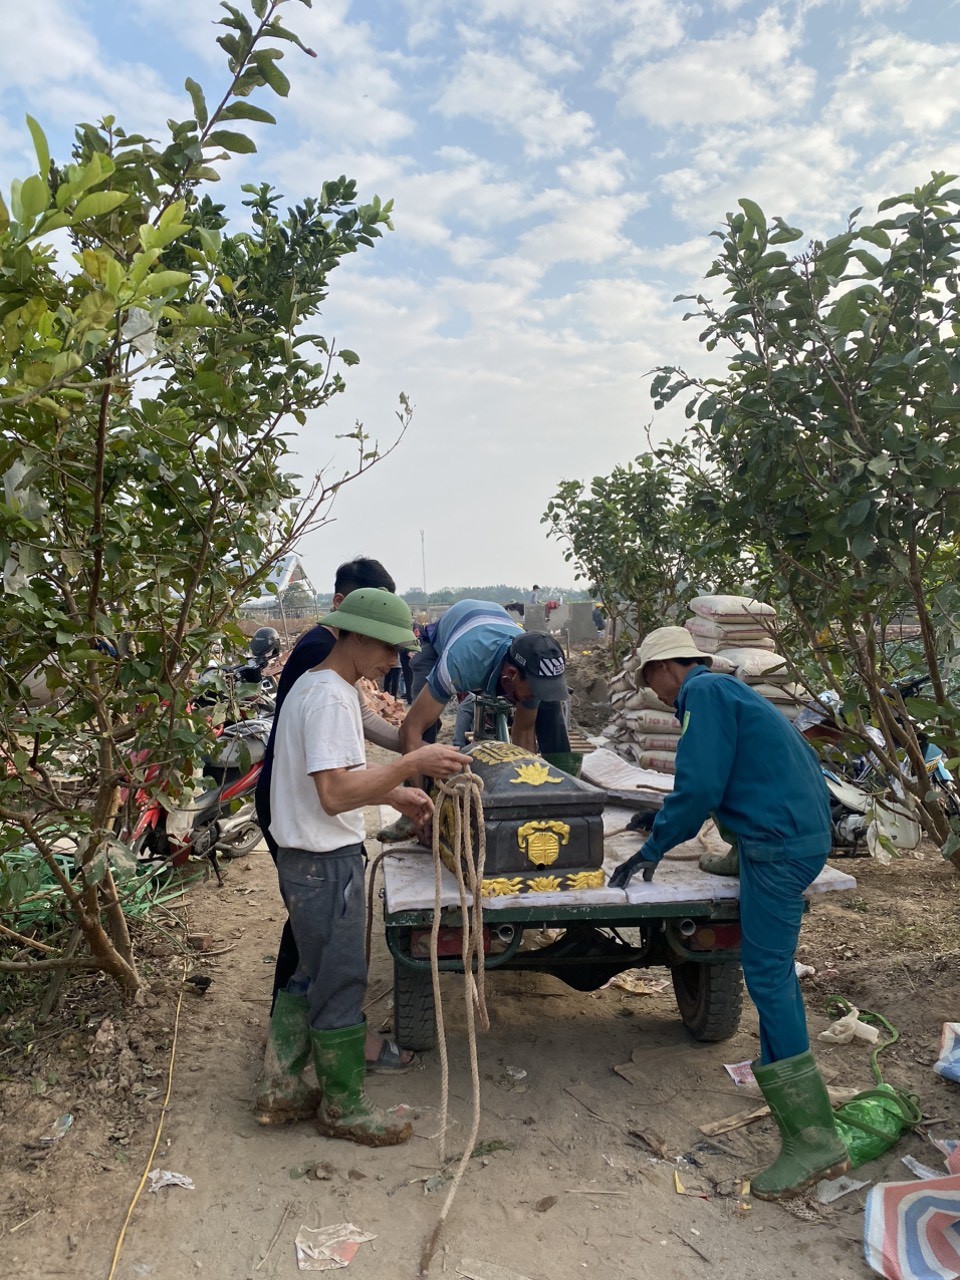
[437,741,606,896]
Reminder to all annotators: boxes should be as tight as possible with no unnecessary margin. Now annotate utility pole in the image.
[420,529,427,600]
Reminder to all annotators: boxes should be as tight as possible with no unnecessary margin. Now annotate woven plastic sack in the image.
[689,594,777,620]
[638,750,677,774]
[635,734,683,752]
[716,647,789,679]
[635,709,681,733]
[933,1022,960,1082]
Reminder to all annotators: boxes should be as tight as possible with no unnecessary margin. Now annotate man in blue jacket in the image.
[609,626,848,1200]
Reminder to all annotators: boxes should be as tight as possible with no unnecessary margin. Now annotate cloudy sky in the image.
[2,0,959,594]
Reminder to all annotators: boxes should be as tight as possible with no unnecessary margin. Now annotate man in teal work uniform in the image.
[609,626,849,1200]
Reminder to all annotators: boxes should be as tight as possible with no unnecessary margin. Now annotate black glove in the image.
[609,849,659,889]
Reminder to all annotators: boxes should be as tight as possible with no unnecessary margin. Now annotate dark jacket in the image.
[642,665,830,864]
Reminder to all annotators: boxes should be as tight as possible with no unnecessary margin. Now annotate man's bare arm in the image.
[399,687,447,754]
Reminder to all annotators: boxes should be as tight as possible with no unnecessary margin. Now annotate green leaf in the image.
[185,77,208,128]
[339,349,360,366]
[19,174,49,221]
[137,269,191,295]
[219,102,277,124]
[205,130,258,154]
[256,51,291,97]
[738,197,765,231]
[25,114,50,178]
[850,530,875,559]
[73,190,128,220]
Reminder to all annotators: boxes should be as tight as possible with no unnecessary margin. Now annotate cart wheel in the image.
[393,961,436,1052]
[672,960,743,1042]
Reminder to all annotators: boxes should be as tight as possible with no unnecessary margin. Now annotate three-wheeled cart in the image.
[381,829,857,1051]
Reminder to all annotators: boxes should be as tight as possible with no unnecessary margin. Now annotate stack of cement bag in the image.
[684,594,778,652]
[602,648,736,773]
[684,595,804,720]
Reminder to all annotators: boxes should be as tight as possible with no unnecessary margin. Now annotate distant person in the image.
[529,584,541,605]
[592,602,606,638]
[383,645,412,703]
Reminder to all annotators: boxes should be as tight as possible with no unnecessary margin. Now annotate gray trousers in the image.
[277,845,367,1031]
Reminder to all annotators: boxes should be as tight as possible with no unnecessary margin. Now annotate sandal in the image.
[365,1038,419,1073]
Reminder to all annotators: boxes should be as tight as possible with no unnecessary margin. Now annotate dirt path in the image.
[1,831,959,1280]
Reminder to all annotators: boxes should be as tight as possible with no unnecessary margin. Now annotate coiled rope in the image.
[825,996,923,1135]
[419,767,489,1276]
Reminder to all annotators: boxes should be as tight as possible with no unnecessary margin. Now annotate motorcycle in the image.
[118,716,271,886]
[194,625,282,719]
[117,631,282,884]
[794,677,960,857]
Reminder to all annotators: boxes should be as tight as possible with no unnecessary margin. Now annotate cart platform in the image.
[382,834,857,921]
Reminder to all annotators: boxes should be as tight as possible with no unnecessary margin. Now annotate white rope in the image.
[419,768,489,1276]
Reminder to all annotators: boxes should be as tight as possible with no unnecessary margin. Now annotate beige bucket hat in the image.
[636,625,712,686]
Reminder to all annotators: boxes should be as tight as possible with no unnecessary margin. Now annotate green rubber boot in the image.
[254,991,322,1125]
[312,1024,412,1148]
[751,1050,850,1200]
[698,844,740,876]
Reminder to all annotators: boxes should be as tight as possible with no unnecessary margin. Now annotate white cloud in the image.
[829,34,960,136]
[858,0,910,13]
[0,0,183,137]
[615,7,816,128]
[434,49,594,156]
[517,189,649,268]
[519,36,582,77]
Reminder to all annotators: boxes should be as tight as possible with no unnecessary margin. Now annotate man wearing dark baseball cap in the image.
[508,631,569,702]
[400,598,570,757]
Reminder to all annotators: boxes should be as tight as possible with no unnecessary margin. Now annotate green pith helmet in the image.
[319,588,420,650]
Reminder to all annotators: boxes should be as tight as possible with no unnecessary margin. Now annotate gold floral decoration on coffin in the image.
[509,761,562,786]
[566,869,606,890]
[527,875,563,893]
[480,877,524,897]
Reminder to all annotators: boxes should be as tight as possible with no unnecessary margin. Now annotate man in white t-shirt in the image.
[258,588,469,1147]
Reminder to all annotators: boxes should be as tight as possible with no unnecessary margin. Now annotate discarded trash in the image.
[933,1023,960,1083]
[818,1004,881,1045]
[931,1137,960,1161]
[864,1171,960,1279]
[147,1169,195,1193]
[601,972,670,996]
[834,1083,920,1169]
[723,1060,757,1088]
[794,962,816,979]
[816,1174,871,1204]
[504,1066,527,1081]
[900,1155,943,1181]
[294,1223,376,1271]
[38,1114,73,1146]
[673,1167,710,1199]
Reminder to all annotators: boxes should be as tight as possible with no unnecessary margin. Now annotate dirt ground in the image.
[2,816,959,1280]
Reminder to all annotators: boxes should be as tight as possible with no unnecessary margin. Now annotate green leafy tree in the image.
[0,0,410,992]
[653,174,960,863]
[542,440,750,656]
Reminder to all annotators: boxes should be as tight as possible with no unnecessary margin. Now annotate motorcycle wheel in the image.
[217,811,263,859]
